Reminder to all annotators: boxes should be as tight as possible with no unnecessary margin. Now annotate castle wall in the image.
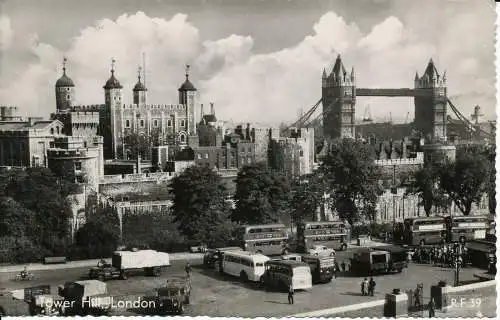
[252,128,271,165]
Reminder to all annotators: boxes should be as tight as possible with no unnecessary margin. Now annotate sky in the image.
[0,0,496,126]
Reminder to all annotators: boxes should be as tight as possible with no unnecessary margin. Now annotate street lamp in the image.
[454,242,464,286]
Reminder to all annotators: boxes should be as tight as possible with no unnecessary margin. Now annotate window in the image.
[247,156,252,163]
[74,161,82,171]
[299,150,304,157]
[167,119,172,127]
[125,120,130,128]
[154,119,158,127]
[198,154,202,159]
[56,127,60,134]
[180,134,186,143]
[180,120,186,127]
[75,175,84,183]
[204,153,209,159]
[140,120,145,127]
[66,95,70,99]
[50,128,54,134]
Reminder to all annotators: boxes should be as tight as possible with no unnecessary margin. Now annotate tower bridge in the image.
[284,55,493,141]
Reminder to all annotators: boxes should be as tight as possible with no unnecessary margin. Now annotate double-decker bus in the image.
[401,217,446,246]
[236,224,288,256]
[296,221,350,253]
[444,215,489,243]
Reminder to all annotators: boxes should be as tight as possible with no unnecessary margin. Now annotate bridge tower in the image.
[322,55,356,140]
[414,59,447,142]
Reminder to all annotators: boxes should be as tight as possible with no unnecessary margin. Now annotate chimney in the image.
[245,123,251,141]
[28,117,35,126]
[210,102,215,115]
[136,155,142,173]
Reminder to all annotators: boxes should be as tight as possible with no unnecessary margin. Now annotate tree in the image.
[232,163,292,225]
[319,139,383,223]
[406,164,447,216]
[439,146,491,215]
[170,166,232,245]
[290,173,324,224]
[122,129,162,160]
[3,167,79,255]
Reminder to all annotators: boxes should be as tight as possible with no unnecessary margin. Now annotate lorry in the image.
[350,249,391,275]
[88,249,171,281]
[58,280,112,316]
[153,277,192,315]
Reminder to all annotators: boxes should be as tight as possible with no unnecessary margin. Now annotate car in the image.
[155,278,191,315]
[203,247,242,268]
[307,245,336,257]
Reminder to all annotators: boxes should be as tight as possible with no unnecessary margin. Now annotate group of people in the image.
[413,243,467,268]
[360,277,376,296]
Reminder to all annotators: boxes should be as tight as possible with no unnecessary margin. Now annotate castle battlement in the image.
[70,105,104,112]
[47,148,100,159]
[122,103,186,110]
[374,152,424,166]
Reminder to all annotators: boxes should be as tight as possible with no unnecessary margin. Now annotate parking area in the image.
[0,251,488,317]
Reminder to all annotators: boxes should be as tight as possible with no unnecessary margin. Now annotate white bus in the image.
[220,251,270,282]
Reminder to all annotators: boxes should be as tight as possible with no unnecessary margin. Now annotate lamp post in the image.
[454,243,463,286]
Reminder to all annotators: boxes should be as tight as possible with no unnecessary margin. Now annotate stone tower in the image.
[178,64,197,136]
[414,59,447,142]
[103,58,123,159]
[321,55,356,140]
[55,57,75,111]
[133,66,147,106]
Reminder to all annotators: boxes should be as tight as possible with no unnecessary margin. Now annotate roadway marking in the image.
[291,299,385,317]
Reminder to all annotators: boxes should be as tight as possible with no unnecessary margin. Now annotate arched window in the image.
[125,120,130,128]
[56,127,60,134]
[50,128,54,135]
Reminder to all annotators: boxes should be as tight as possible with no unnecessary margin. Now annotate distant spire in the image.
[185,64,190,80]
[62,56,68,75]
[137,66,142,83]
[322,68,327,78]
[442,70,447,81]
[350,66,355,81]
[414,72,419,81]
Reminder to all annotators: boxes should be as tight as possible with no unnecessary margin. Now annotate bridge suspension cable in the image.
[281,98,322,133]
[446,98,493,138]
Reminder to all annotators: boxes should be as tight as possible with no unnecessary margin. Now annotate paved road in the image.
[0,253,486,317]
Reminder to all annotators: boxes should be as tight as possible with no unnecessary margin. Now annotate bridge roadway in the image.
[0,249,486,317]
[355,88,439,97]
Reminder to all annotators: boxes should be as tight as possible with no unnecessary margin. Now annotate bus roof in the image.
[301,254,335,261]
[377,245,407,254]
[223,250,270,262]
[405,216,444,222]
[265,259,309,267]
[301,221,345,226]
[244,223,286,229]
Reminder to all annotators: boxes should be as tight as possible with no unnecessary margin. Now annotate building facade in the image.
[269,127,315,177]
[0,118,65,168]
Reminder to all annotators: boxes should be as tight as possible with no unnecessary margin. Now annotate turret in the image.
[103,58,123,159]
[133,66,147,105]
[55,57,75,111]
[178,64,197,136]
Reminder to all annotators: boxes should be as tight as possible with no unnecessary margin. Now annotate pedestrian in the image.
[428,298,436,317]
[185,262,192,278]
[361,278,368,296]
[334,262,340,279]
[368,277,376,296]
[341,261,346,272]
[288,283,294,304]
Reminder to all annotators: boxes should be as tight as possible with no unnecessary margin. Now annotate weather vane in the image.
[185,64,190,79]
[111,58,116,72]
[62,57,67,73]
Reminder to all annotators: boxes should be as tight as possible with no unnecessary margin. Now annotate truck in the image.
[301,254,335,283]
[88,249,171,281]
[153,277,192,315]
[58,280,112,316]
[378,245,408,273]
[350,249,391,276]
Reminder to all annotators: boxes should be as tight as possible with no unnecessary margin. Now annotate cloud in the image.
[0,8,495,125]
[0,15,13,51]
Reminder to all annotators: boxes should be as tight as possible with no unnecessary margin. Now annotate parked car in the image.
[155,278,191,315]
[307,245,336,257]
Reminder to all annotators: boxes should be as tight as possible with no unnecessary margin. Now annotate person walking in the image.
[185,262,192,278]
[341,261,346,272]
[361,278,368,296]
[368,277,376,296]
[428,298,436,317]
[288,283,294,304]
[334,262,340,279]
